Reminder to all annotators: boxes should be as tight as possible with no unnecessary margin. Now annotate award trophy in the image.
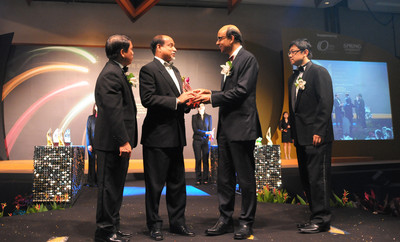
[181,76,200,108]
[64,129,71,146]
[58,130,65,146]
[46,128,53,146]
[52,128,59,146]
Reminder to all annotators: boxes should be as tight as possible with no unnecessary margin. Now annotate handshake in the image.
[177,89,212,108]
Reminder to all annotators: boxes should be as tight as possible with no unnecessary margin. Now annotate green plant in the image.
[257,185,290,204]
[296,195,307,205]
[331,190,355,208]
[0,203,6,217]
[26,203,48,214]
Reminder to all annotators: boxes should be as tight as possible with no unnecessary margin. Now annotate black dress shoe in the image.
[95,233,130,242]
[205,220,234,236]
[233,224,253,240]
[296,221,311,228]
[170,225,195,236]
[150,226,163,241]
[116,230,132,238]
[298,223,330,234]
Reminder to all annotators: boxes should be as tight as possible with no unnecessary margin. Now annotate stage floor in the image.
[0,156,383,173]
[0,179,399,241]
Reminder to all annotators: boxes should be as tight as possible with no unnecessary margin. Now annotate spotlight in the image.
[315,0,343,8]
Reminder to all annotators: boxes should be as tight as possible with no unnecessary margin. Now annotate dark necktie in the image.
[228,55,234,62]
[164,62,174,68]
[122,66,128,72]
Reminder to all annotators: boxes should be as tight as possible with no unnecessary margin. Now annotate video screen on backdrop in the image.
[313,59,394,141]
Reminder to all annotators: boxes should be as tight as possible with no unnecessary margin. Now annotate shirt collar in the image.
[155,56,167,65]
[229,45,242,61]
[113,60,124,69]
[299,60,311,71]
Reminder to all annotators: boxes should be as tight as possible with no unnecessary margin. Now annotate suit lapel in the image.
[173,67,183,93]
[289,75,296,112]
[154,59,181,97]
[294,62,312,111]
[221,48,243,90]
[110,61,136,110]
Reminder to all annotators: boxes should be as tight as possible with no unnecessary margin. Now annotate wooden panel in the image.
[115,0,160,23]
[228,0,242,14]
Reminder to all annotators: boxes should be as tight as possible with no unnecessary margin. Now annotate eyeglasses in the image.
[217,36,226,41]
[287,49,302,56]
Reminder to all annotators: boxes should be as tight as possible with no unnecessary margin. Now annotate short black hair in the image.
[226,27,243,44]
[105,34,131,60]
[289,38,313,59]
[150,35,165,55]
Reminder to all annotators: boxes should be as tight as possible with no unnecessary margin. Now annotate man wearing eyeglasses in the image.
[193,25,262,240]
[287,38,334,234]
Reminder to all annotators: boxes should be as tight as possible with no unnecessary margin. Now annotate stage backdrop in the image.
[3,44,228,160]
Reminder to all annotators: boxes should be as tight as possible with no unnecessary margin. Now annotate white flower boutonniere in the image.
[220,60,233,76]
[295,77,306,90]
[125,72,138,88]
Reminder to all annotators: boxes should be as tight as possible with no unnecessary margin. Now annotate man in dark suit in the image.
[287,38,333,233]
[333,94,343,128]
[354,94,366,128]
[139,35,195,241]
[94,34,137,242]
[192,103,212,185]
[86,104,97,187]
[193,25,262,240]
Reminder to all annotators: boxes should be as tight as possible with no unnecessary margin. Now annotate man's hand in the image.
[193,88,211,95]
[313,135,322,146]
[177,91,195,104]
[119,142,132,157]
[191,89,211,104]
[88,145,93,152]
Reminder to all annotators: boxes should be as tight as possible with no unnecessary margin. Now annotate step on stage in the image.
[1,158,399,241]
[0,179,399,241]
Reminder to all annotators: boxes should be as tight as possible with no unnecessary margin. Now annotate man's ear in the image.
[228,35,235,44]
[120,48,125,59]
[302,49,309,57]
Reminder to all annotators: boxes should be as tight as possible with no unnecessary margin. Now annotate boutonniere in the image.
[295,77,306,90]
[220,61,233,76]
[181,76,192,92]
[125,72,137,88]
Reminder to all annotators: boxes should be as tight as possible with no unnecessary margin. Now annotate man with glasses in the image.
[287,38,334,234]
[193,25,262,240]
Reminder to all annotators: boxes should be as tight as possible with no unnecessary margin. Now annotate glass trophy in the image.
[46,128,53,146]
[64,129,71,146]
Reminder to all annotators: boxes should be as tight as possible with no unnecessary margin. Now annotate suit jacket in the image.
[288,61,333,146]
[211,48,262,141]
[139,58,189,148]
[94,60,138,152]
[192,113,212,141]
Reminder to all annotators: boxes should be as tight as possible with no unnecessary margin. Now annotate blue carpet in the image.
[123,185,210,197]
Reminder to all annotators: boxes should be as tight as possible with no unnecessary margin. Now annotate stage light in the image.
[59,94,95,132]
[2,64,89,101]
[29,47,97,64]
[315,0,343,8]
[5,82,89,154]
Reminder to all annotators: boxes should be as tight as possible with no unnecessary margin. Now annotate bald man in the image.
[193,25,262,240]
